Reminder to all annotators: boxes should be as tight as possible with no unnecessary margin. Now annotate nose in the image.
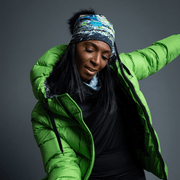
[90,53,101,66]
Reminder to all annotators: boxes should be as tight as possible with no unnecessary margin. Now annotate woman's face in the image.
[75,40,111,82]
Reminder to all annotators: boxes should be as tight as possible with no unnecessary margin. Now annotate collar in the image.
[83,73,101,91]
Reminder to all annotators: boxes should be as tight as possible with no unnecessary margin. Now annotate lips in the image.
[85,66,97,72]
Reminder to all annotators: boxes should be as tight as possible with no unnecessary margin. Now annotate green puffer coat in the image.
[30,34,180,180]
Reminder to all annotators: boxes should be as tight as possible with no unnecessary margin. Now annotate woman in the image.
[30,9,180,180]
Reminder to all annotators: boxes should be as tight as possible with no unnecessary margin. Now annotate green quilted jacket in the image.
[30,34,180,180]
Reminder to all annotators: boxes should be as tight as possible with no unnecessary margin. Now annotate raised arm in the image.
[120,34,180,80]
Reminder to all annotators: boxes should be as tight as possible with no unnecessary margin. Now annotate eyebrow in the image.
[84,42,111,53]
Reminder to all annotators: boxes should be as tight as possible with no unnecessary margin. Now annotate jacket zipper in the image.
[119,62,167,180]
[57,96,95,180]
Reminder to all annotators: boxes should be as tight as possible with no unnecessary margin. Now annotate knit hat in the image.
[69,14,116,59]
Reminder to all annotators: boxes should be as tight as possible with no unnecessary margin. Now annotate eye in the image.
[102,55,108,60]
[85,48,93,52]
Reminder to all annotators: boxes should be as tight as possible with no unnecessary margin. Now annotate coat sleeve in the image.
[120,34,180,80]
[31,104,81,180]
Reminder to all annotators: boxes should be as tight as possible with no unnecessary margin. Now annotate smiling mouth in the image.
[85,66,96,72]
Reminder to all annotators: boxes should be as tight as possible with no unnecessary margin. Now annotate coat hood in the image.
[30,44,68,101]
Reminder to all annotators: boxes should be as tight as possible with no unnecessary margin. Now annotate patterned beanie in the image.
[69,14,116,59]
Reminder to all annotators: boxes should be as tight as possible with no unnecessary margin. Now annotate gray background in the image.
[0,0,180,179]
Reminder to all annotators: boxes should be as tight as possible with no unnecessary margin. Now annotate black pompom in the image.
[67,8,97,35]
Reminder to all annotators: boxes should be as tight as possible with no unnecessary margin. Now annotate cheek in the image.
[75,53,84,67]
[100,61,108,70]
[76,54,88,67]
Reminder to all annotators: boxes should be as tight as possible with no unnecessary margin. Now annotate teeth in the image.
[87,67,93,71]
